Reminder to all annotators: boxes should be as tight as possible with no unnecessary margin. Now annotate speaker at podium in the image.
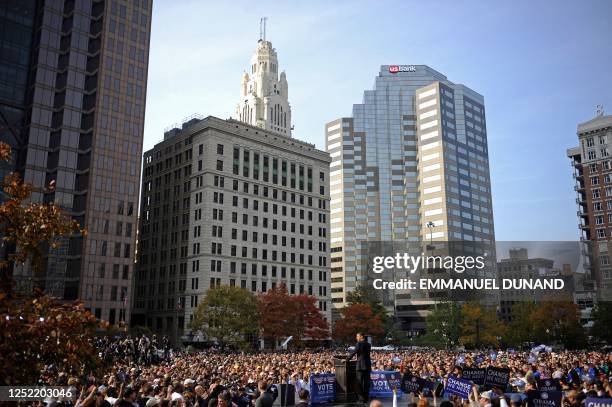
[334,357,359,402]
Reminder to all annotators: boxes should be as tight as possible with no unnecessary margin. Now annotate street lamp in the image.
[426,221,435,251]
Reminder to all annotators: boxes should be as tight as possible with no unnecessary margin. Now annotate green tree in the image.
[189,285,260,350]
[591,301,612,344]
[502,301,538,347]
[459,301,505,348]
[424,301,462,349]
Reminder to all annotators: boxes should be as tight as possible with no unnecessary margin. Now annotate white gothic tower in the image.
[236,28,292,137]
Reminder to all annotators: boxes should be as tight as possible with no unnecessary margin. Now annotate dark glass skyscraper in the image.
[0,0,152,325]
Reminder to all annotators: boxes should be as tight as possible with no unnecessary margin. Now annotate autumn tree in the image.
[0,141,83,292]
[293,294,329,342]
[0,291,103,385]
[258,284,297,346]
[258,284,330,347]
[459,301,505,348]
[346,284,390,342]
[0,141,97,385]
[189,285,260,350]
[530,300,586,349]
[333,303,384,344]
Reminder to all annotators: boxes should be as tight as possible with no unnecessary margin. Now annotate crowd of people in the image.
[32,336,612,407]
[92,335,172,367]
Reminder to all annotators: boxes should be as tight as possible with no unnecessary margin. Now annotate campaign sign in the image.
[484,367,510,389]
[445,375,473,400]
[401,374,435,396]
[401,374,422,394]
[585,398,612,407]
[370,371,403,398]
[462,368,486,385]
[537,379,561,392]
[527,390,562,407]
[309,374,336,405]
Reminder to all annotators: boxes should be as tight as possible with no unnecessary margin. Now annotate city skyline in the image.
[143,0,612,242]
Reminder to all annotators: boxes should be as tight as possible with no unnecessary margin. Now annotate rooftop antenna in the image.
[259,17,267,41]
[596,104,604,117]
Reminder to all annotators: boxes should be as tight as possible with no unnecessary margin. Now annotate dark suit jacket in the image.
[348,340,372,371]
[255,392,274,407]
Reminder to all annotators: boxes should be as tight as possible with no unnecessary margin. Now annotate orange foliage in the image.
[333,303,384,343]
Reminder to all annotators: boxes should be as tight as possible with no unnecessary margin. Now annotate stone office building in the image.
[132,38,331,341]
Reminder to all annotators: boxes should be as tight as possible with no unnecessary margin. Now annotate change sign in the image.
[445,375,473,400]
[462,368,486,385]
[585,398,612,407]
[309,374,336,405]
[527,391,562,407]
[370,371,403,398]
[485,367,510,389]
[537,379,561,392]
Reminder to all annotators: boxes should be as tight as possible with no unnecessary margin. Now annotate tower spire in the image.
[259,17,267,41]
[236,21,292,137]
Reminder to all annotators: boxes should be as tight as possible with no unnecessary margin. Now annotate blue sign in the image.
[475,355,485,364]
[309,374,336,405]
[484,367,510,389]
[370,371,403,399]
[490,351,498,361]
[445,375,473,399]
[537,379,561,392]
[462,368,486,385]
[527,391,562,407]
[401,374,436,396]
[585,399,612,407]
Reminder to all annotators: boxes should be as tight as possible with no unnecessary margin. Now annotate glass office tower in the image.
[0,0,152,325]
[326,65,496,331]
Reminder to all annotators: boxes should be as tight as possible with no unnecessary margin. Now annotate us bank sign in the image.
[389,65,416,73]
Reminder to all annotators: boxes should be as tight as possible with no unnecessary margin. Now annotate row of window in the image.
[585,135,608,148]
[90,240,131,258]
[232,147,325,194]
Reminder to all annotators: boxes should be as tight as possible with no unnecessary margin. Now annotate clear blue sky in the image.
[143,0,612,241]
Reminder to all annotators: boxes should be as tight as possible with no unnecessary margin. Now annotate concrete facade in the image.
[132,116,331,342]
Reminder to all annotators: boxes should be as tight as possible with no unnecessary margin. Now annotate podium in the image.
[334,357,359,403]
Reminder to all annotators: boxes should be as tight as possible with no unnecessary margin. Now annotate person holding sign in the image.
[347,332,372,405]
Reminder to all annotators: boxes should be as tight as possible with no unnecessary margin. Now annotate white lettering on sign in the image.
[317,384,334,392]
[389,65,416,73]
